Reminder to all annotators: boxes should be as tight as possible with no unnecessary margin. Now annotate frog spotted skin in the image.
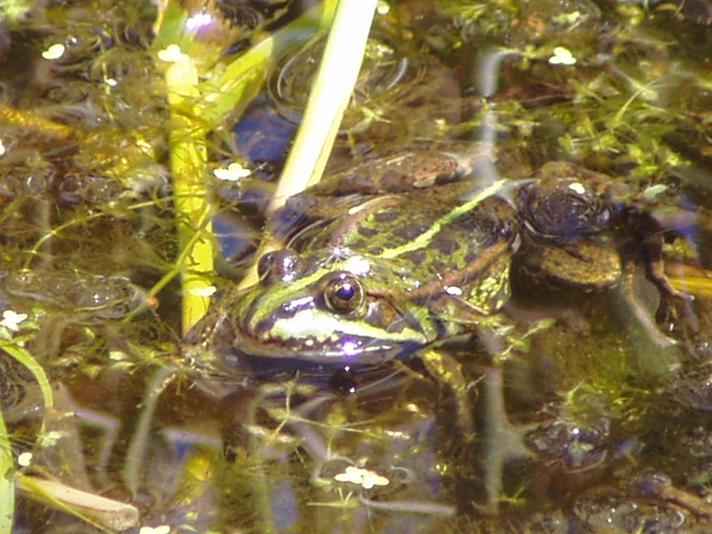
[230,175,518,366]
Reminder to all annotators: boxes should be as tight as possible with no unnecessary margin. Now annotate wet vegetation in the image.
[0,0,711,532]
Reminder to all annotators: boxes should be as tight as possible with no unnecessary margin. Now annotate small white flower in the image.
[549,46,576,66]
[643,184,668,201]
[0,138,6,156]
[0,310,28,332]
[41,43,66,60]
[185,11,213,31]
[109,350,128,361]
[17,452,32,467]
[37,431,67,448]
[213,162,251,182]
[334,466,390,490]
[377,1,390,15]
[568,182,586,195]
[105,77,118,87]
[445,286,463,296]
[157,44,189,64]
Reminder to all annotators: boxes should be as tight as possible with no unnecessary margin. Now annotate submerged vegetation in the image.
[0,0,711,532]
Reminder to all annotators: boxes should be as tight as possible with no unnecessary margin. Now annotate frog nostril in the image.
[257,252,275,281]
[258,249,304,284]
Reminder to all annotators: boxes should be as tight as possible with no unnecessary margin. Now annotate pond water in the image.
[1,0,711,533]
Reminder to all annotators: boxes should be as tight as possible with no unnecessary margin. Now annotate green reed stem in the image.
[270,0,378,209]
[239,0,378,290]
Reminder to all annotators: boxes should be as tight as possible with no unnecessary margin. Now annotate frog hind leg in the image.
[642,234,698,331]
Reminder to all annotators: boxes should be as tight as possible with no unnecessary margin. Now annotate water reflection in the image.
[1,0,711,532]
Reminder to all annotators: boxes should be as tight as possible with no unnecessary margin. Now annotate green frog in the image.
[189,150,690,382]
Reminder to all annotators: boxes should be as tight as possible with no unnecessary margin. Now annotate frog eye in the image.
[324,273,364,314]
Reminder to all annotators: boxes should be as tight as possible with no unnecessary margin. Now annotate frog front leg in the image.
[419,348,476,440]
[423,349,536,513]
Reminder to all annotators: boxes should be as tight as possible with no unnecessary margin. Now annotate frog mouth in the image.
[231,297,431,364]
[232,326,421,367]
[214,326,424,386]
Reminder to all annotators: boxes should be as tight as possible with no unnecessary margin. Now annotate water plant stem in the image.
[122,366,176,496]
[270,0,378,208]
[199,1,340,127]
[0,408,13,534]
[0,342,54,432]
[0,341,55,533]
[0,105,72,139]
[239,0,379,290]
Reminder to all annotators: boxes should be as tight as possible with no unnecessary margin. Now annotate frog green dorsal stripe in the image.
[380,179,509,259]
[248,179,508,328]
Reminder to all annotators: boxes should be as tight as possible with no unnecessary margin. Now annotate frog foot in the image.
[642,235,699,332]
[620,260,678,349]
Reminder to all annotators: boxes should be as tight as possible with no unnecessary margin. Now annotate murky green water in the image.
[1,0,711,532]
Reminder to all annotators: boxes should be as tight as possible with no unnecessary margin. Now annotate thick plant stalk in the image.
[239,0,379,290]
[170,115,214,334]
[270,0,379,208]
[16,475,138,532]
[155,0,338,332]
[157,19,215,334]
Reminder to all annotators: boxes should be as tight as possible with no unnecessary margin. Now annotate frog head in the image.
[229,248,437,371]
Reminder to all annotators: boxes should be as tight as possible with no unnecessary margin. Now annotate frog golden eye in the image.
[324,274,364,314]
